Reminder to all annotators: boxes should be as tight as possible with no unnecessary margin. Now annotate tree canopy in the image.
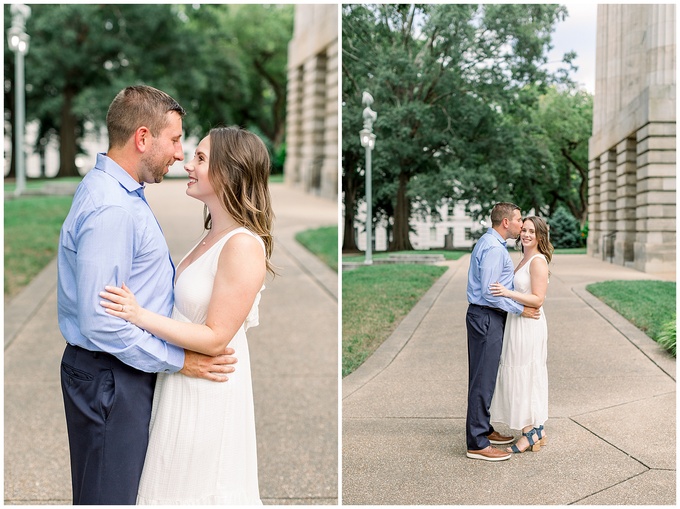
[4,4,293,177]
[342,4,588,252]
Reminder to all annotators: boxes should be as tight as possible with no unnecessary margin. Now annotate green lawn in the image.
[587,280,676,356]
[342,263,448,376]
[4,176,82,193]
[553,247,587,254]
[343,247,586,263]
[4,195,74,298]
[343,249,468,263]
[295,225,338,272]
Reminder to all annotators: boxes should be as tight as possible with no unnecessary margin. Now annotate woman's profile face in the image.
[184,135,215,201]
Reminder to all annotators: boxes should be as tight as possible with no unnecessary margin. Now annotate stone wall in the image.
[588,4,676,274]
[283,5,338,200]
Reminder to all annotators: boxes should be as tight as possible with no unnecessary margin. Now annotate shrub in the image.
[549,207,583,248]
[657,315,676,357]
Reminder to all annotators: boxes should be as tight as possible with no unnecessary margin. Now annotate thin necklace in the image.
[201,223,239,246]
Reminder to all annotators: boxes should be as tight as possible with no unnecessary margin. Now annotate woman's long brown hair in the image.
[204,126,275,275]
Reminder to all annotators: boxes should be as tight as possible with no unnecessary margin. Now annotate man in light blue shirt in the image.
[465,202,540,462]
[58,86,237,504]
[58,152,184,372]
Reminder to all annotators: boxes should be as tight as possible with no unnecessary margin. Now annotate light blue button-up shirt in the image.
[467,228,524,315]
[57,153,185,373]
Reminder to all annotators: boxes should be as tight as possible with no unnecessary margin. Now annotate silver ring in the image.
[120,304,125,312]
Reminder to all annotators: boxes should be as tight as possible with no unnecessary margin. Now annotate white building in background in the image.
[351,200,485,252]
[4,120,195,178]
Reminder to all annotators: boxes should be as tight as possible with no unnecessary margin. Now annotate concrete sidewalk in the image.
[343,254,676,505]
[4,180,339,505]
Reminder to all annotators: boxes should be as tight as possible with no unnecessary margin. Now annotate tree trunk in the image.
[272,88,285,148]
[5,100,17,179]
[5,90,16,178]
[389,171,414,251]
[561,147,588,226]
[252,57,285,146]
[342,157,359,252]
[57,87,80,177]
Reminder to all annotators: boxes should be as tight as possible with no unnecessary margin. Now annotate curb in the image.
[572,283,676,380]
[275,226,338,302]
[4,257,58,350]
[342,257,465,398]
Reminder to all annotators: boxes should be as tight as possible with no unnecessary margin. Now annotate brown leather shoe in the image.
[487,431,514,445]
[466,445,512,461]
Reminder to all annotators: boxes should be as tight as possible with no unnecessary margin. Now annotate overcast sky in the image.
[547,3,598,93]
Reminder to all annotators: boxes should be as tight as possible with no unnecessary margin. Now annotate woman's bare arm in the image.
[100,233,265,356]
[489,256,548,308]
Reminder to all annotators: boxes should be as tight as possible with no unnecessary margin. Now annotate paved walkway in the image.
[343,253,676,505]
[4,180,338,505]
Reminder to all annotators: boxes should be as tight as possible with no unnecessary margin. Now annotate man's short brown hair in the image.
[106,85,186,149]
[490,202,521,227]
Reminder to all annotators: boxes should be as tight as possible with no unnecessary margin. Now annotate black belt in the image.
[469,303,507,314]
[68,343,116,360]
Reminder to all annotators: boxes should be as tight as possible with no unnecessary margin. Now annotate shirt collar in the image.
[94,153,145,194]
[487,227,507,247]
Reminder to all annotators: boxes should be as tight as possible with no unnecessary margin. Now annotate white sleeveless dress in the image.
[490,254,549,431]
[137,228,264,505]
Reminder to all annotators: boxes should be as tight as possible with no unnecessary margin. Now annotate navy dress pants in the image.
[60,344,156,505]
[465,304,507,450]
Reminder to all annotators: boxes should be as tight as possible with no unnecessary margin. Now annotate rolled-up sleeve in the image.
[75,206,184,373]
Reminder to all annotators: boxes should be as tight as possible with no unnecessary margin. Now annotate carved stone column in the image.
[588,4,675,274]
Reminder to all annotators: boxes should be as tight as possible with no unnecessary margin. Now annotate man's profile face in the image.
[507,209,523,239]
[139,111,184,184]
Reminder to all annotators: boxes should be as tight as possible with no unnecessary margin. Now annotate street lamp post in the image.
[7,4,31,197]
[360,91,377,265]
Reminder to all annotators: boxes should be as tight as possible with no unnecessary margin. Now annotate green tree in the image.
[229,4,293,147]
[15,4,195,177]
[548,206,583,248]
[174,4,293,147]
[531,86,592,224]
[5,4,292,178]
[341,97,364,252]
[342,4,572,251]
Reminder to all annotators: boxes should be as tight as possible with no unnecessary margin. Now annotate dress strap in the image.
[525,254,547,275]
[219,227,266,255]
[526,253,546,264]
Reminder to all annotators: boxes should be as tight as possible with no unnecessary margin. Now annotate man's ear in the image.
[134,126,151,153]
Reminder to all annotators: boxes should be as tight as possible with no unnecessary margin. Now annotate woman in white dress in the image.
[99,126,274,504]
[488,216,553,454]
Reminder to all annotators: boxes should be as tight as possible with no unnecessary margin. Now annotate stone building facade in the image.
[283,5,338,200]
[588,4,676,274]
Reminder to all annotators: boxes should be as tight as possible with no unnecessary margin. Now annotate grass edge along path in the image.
[295,225,338,272]
[587,279,676,356]
[4,195,74,299]
[342,263,448,377]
